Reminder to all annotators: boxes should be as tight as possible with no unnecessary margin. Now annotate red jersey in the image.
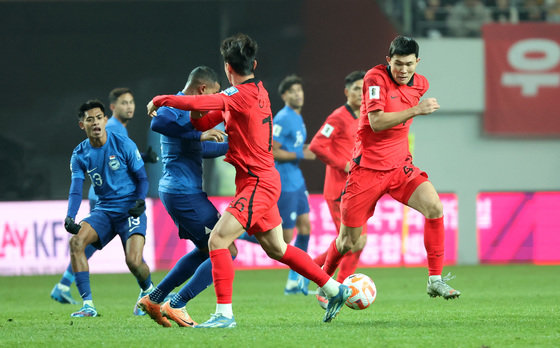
[153,79,275,176]
[309,104,359,200]
[354,64,428,170]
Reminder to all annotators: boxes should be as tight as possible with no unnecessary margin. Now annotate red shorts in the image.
[341,158,429,227]
[226,169,282,235]
[326,196,367,234]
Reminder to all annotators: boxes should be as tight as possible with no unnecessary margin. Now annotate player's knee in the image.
[69,235,85,253]
[125,254,142,271]
[424,200,443,219]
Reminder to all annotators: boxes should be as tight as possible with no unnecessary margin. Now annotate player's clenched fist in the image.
[201,129,227,142]
[64,216,81,235]
[416,98,440,115]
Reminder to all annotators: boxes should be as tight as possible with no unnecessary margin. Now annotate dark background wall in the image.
[0,0,396,200]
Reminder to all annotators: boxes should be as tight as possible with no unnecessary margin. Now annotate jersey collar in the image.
[344,104,358,119]
[386,65,415,87]
[239,78,260,86]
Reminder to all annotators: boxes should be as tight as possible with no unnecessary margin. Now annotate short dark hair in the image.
[344,70,365,88]
[278,74,303,96]
[108,87,133,104]
[187,66,219,88]
[220,33,258,76]
[388,36,419,58]
[78,99,105,120]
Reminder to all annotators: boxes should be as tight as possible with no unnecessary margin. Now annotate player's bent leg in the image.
[125,234,154,315]
[137,295,171,327]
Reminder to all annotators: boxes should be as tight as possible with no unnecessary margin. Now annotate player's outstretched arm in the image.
[150,107,203,140]
[150,94,226,115]
[65,176,84,234]
[368,97,439,132]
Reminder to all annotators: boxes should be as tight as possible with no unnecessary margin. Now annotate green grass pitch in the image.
[1,264,559,347]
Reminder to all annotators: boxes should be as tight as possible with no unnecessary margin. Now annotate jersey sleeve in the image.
[153,93,226,111]
[272,114,290,145]
[70,151,85,180]
[364,71,388,113]
[309,114,347,170]
[151,107,202,140]
[123,138,145,173]
[191,110,225,131]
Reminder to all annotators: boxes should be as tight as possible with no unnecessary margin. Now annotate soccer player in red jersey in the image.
[322,36,461,300]
[147,33,351,328]
[309,71,368,285]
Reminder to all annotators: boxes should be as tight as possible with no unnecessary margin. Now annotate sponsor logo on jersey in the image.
[135,149,142,161]
[108,155,120,170]
[320,123,334,138]
[222,86,239,96]
[369,86,380,99]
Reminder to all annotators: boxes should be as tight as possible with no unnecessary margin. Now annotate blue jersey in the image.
[273,105,307,192]
[151,92,228,195]
[72,132,145,213]
[88,116,128,200]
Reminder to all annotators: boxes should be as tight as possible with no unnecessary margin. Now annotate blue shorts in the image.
[82,209,147,250]
[159,191,220,251]
[277,184,310,229]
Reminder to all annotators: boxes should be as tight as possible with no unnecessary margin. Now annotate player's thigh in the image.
[296,186,311,216]
[406,181,443,218]
[341,167,387,228]
[81,210,113,250]
[114,213,147,254]
[71,221,100,250]
[255,224,287,259]
[277,190,298,229]
[161,192,219,250]
[326,198,342,232]
[210,211,245,248]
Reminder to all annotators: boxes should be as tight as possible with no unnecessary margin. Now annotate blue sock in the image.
[149,248,207,303]
[75,271,92,301]
[238,231,258,244]
[173,258,213,308]
[288,234,310,281]
[138,274,152,292]
[294,233,310,252]
[60,244,97,286]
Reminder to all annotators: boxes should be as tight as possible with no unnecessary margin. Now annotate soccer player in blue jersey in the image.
[137,66,237,327]
[51,88,159,314]
[272,75,317,295]
[62,99,154,317]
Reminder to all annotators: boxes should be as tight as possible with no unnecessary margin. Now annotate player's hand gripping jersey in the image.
[354,64,428,170]
[153,79,275,176]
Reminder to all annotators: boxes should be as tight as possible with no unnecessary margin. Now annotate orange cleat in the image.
[161,301,198,327]
[137,295,171,327]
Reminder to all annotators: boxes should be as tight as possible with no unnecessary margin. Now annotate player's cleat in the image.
[163,292,177,303]
[194,314,237,328]
[161,301,198,327]
[136,295,171,327]
[316,288,328,310]
[427,273,461,300]
[284,285,301,295]
[70,304,97,317]
[50,283,78,305]
[297,275,310,296]
[133,287,154,316]
[323,284,351,323]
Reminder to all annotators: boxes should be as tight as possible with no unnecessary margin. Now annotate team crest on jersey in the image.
[369,86,380,99]
[222,86,239,96]
[108,155,120,170]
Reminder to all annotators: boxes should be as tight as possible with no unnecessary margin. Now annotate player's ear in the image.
[252,59,258,71]
[385,56,391,65]
[110,103,116,112]
[344,87,349,98]
[78,120,85,130]
[198,84,206,95]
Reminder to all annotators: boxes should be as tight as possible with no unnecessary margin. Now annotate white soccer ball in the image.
[342,273,377,310]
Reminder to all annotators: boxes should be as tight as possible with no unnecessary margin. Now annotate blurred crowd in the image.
[386,0,560,38]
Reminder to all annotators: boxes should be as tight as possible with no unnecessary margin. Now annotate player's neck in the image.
[114,115,129,127]
[89,132,107,148]
[230,73,255,86]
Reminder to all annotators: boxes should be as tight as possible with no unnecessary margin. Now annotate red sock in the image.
[323,240,344,277]
[210,249,234,304]
[279,245,330,287]
[424,217,445,276]
[313,250,328,267]
[336,249,362,283]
